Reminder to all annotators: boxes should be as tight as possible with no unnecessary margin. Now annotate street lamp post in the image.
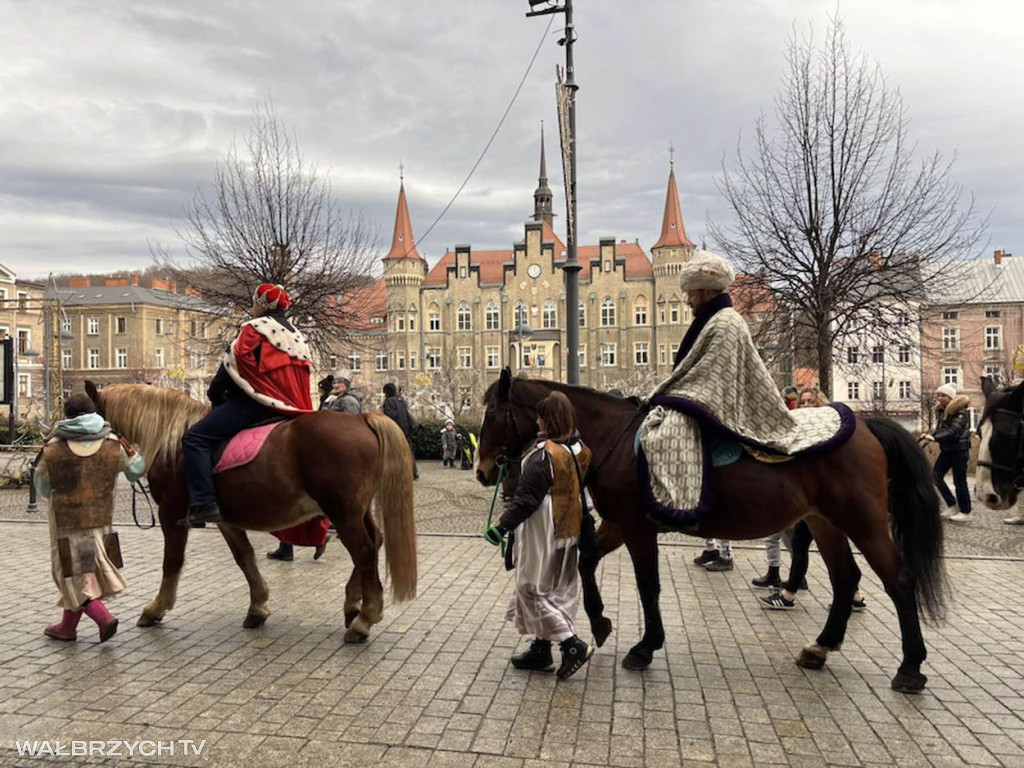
[514,323,534,373]
[527,0,580,385]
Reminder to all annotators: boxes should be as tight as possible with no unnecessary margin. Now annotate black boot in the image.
[751,565,782,588]
[557,636,594,680]
[267,543,294,561]
[313,540,328,561]
[179,502,223,528]
[511,639,555,672]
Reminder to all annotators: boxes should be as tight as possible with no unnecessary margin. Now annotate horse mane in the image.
[489,376,640,410]
[102,384,210,469]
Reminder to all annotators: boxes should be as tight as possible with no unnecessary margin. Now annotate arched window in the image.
[485,301,500,330]
[457,301,471,331]
[634,297,648,326]
[514,301,528,328]
[600,297,616,327]
[542,300,557,329]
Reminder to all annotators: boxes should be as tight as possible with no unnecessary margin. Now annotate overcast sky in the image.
[2,0,1020,280]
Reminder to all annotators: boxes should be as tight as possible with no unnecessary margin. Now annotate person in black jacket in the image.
[382,382,419,480]
[923,383,972,523]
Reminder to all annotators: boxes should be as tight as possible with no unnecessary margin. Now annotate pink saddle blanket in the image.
[214,422,285,473]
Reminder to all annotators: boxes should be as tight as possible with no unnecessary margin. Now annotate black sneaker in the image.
[179,502,223,528]
[751,568,782,588]
[760,591,796,610]
[693,549,719,566]
[511,639,554,672]
[557,636,594,680]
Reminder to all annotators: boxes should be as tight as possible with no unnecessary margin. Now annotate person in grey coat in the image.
[321,375,364,414]
[441,419,458,467]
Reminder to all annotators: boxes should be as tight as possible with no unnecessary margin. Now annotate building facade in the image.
[0,264,46,426]
[922,249,1024,428]
[48,276,227,403]
[340,147,702,416]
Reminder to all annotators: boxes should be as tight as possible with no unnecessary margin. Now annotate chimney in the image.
[151,277,169,292]
[995,249,1013,266]
[168,281,177,294]
[131,274,140,286]
[69,277,90,288]
[185,286,202,298]
[105,277,128,287]
[869,250,883,270]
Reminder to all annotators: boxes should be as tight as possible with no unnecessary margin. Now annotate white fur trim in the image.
[222,316,311,412]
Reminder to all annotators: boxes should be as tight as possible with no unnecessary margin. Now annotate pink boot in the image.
[44,609,82,641]
[82,599,119,642]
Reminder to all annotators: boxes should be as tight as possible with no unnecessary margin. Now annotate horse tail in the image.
[865,416,947,621]
[365,412,417,602]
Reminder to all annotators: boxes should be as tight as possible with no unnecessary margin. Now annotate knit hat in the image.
[678,251,735,292]
[936,383,957,399]
[254,283,290,311]
[334,371,352,388]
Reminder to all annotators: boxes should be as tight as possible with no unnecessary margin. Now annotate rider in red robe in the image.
[181,283,319,528]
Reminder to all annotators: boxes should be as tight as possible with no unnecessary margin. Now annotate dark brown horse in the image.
[476,369,946,692]
[85,382,416,643]
[976,376,1024,510]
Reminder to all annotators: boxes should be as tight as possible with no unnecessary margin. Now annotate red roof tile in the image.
[341,277,387,331]
[384,183,421,260]
[653,166,694,249]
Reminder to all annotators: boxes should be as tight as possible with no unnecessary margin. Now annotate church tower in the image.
[381,170,427,380]
[651,154,696,371]
[533,123,554,228]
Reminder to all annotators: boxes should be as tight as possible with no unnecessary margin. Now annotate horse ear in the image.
[498,367,512,400]
[981,376,997,396]
[84,380,100,405]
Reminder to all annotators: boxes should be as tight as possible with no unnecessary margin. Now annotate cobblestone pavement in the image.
[2,464,1023,767]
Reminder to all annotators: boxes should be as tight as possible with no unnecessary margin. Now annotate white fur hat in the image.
[936,383,957,399]
[678,251,735,292]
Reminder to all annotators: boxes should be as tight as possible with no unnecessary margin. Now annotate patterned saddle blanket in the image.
[637,398,856,531]
[214,422,285,474]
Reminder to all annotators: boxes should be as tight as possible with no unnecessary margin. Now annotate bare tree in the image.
[428,346,483,422]
[157,101,380,354]
[711,15,986,398]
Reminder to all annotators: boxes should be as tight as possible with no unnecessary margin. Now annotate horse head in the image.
[84,380,105,416]
[475,367,540,487]
[976,375,1024,510]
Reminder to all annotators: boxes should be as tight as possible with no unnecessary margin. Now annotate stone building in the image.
[46,276,226,402]
[339,141,703,416]
[0,264,46,426]
[922,249,1024,429]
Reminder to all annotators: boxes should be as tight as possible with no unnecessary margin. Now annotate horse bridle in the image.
[976,407,1024,489]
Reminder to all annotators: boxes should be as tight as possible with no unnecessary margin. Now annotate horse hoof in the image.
[344,610,359,629]
[622,645,653,670]
[137,612,162,627]
[343,628,368,644]
[891,671,927,694]
[796,646,828,670]
[592,618,613,649]
[243,613,268,629]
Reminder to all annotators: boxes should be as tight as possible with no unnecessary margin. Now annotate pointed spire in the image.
[653,159,694,249]
[385,173,421,260]
[533,122,554,227]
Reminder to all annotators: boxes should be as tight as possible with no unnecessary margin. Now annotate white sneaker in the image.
[941,505,959,520]
[1003,514,1024,525]
[947,512,972,523]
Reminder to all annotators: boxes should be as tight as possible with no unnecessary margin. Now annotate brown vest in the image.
[543,441,592,540]
[45,438,122,531]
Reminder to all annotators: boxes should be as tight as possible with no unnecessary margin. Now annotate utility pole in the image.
[527,0,580,385]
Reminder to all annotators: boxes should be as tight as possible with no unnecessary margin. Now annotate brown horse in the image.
[475,369,946,692]
[85,382,416,643]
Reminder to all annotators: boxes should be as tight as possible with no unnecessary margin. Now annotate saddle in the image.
[213,418,286,474]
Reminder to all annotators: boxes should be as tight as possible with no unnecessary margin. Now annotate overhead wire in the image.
[403,14,557,256]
